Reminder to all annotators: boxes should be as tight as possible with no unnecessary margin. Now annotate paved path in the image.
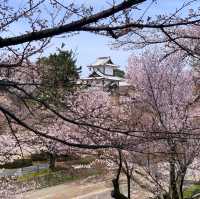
[23,177,149,199]
[23,180,113,199]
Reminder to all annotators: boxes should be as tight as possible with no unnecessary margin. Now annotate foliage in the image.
[183,184,200,198]
[114,68,125,78]
[18,168,50,181]
[77,156,95,165]
[1,1,200,198]
[38,48,80,85]
[0,176,36,199]
[56,153,79,162]
[108,50,197,199]
[57,156,95,165]
[0,159,32,169]
[37,48,81,102]
[30,152,49,162]
[18,167,103,190]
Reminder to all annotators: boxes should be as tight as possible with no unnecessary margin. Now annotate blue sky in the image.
[41,0,198,77]
[54,0,198,76]
[6,0,200,76]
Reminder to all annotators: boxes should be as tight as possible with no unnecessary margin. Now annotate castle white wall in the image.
[104,66,113,75]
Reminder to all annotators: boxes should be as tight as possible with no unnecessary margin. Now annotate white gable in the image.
[88,57,117,76]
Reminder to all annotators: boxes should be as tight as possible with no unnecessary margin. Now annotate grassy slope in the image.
[184,184,200,198]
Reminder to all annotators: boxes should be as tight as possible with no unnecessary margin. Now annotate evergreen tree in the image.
[114,68,125,78]
[37,48,81,102]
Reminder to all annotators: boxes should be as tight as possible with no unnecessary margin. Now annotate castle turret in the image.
[88,57,117,76]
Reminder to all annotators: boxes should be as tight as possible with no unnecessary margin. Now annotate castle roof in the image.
[88,57,117,68]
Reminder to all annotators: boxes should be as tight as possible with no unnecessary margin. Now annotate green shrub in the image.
[18,168,50,181]
[31,152,48,162]
[56,154,79,162]
[0,159,32,169]
[78,156,95,165]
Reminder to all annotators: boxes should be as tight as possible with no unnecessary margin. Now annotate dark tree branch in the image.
[0,0,145,48]
[160,27,198,58]
[80,19,200,32]
[0,104,116,150]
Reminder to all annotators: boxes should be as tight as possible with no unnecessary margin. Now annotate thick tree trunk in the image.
[127,174,131,199]
[176,172,186,199]
[49,153,56,171]
[169,161,179,199]
[168,142,179,199]
[111,150,128,199]
[111,178,128,199]
[160,168,185,199]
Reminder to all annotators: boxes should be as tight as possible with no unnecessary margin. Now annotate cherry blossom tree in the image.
[1,0,200,151]
[2,49,200,199]
[1,1,200,197]
[124,50,200,199]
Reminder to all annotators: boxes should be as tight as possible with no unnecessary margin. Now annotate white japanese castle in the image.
[79,57,131,95]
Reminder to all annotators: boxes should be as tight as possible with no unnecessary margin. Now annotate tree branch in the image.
[0,0,145,48]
